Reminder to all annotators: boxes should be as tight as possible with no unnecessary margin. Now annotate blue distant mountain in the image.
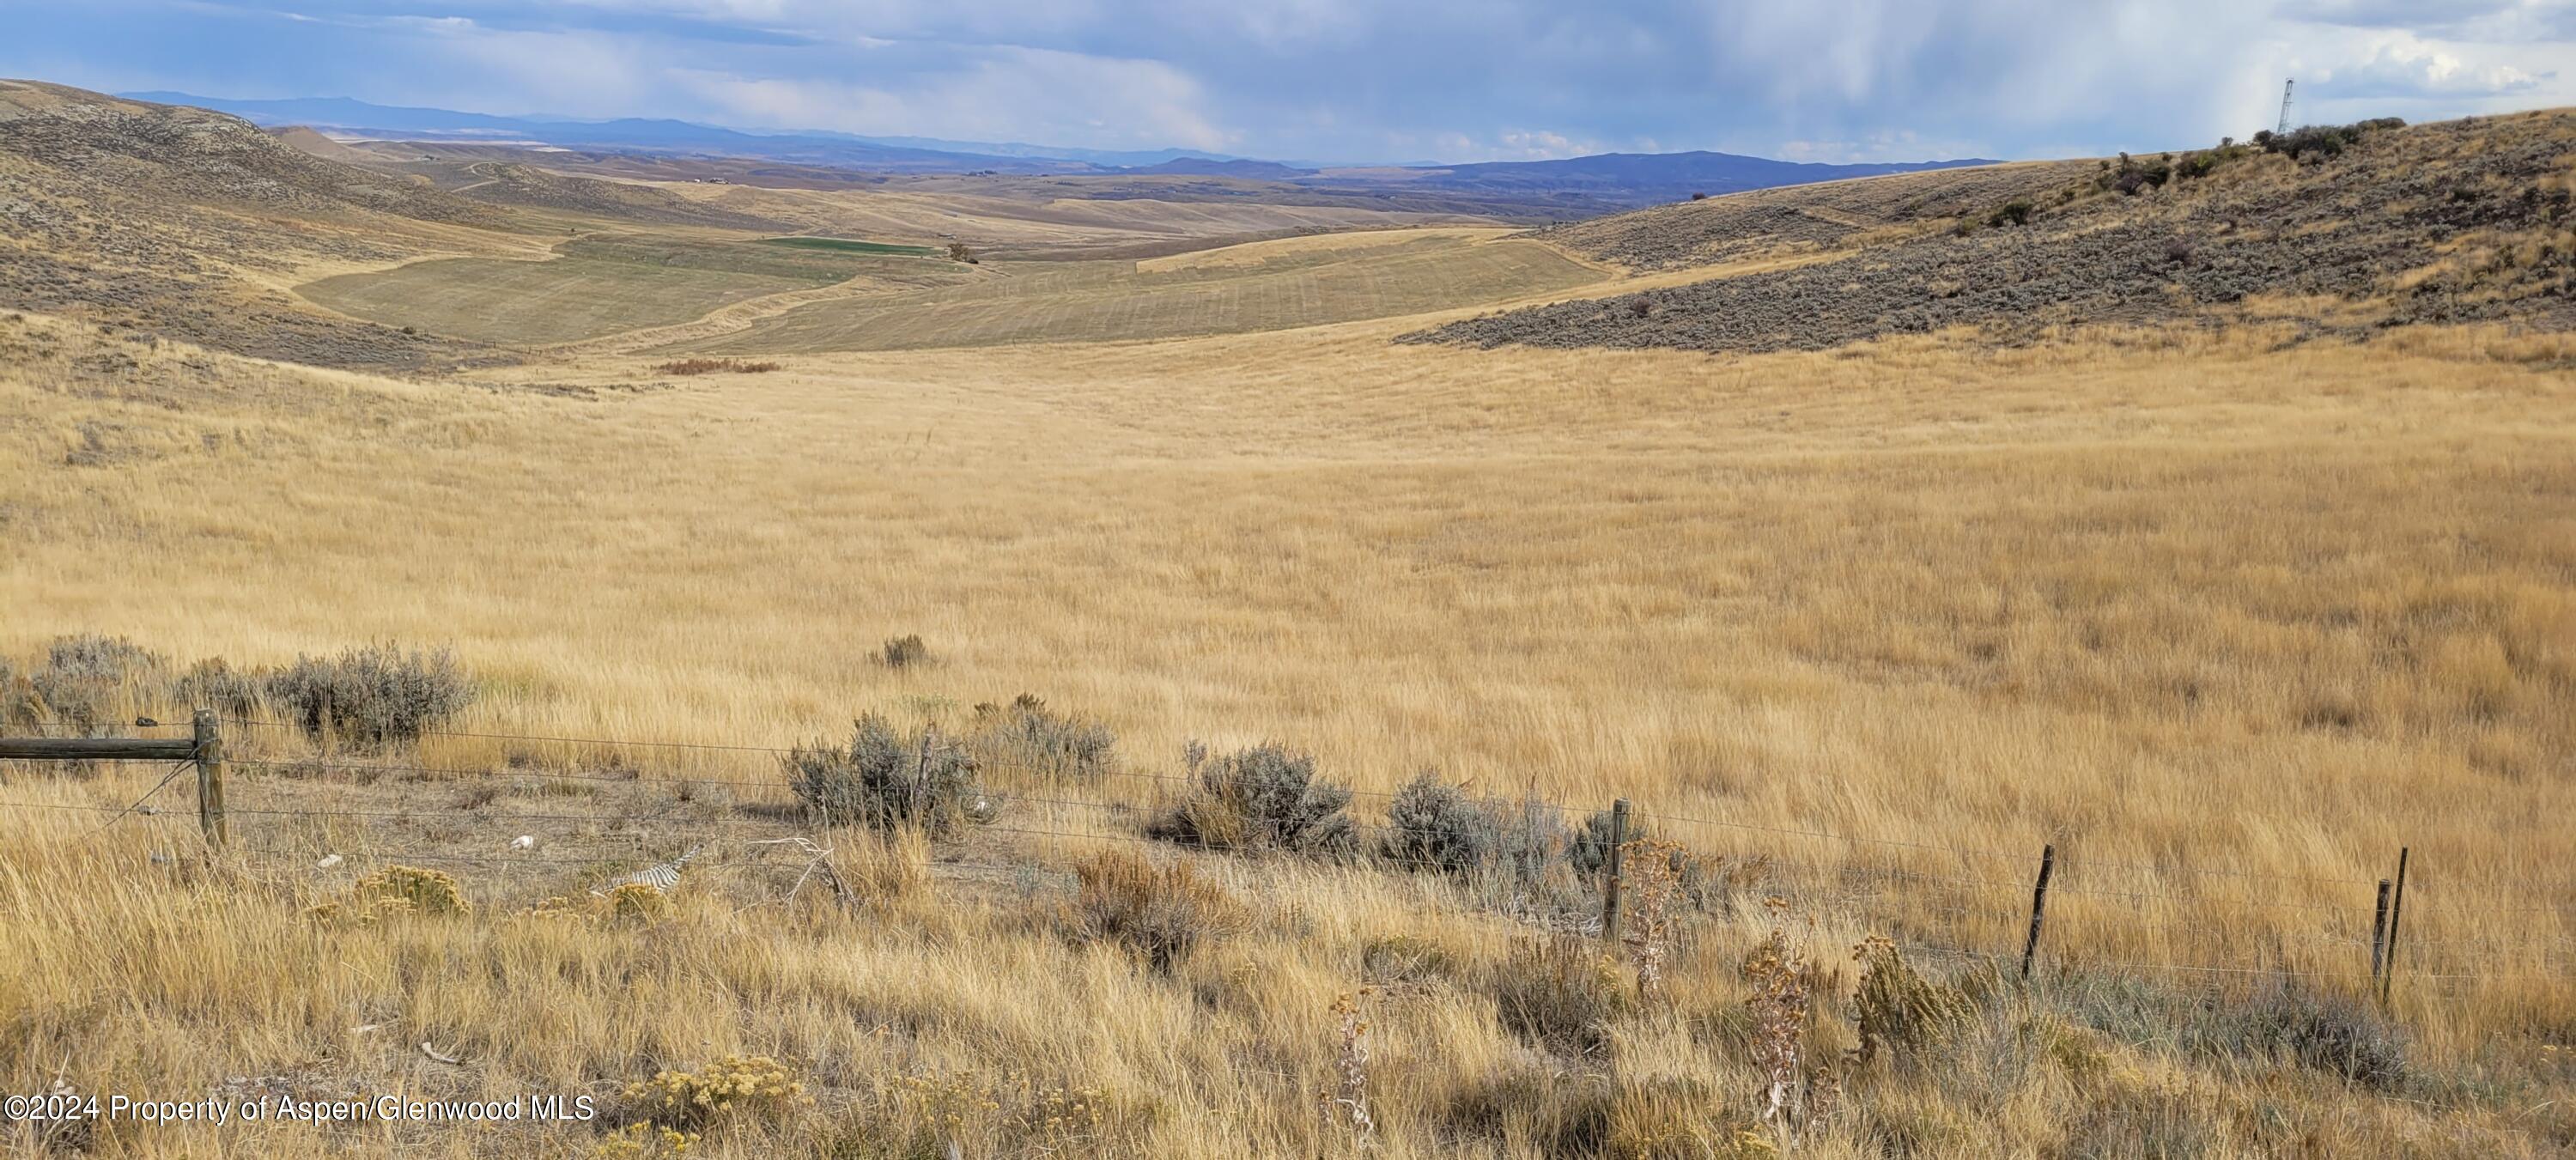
[120,91,2000,209]
[119,91,1084,173]
[1376,150,2002,203]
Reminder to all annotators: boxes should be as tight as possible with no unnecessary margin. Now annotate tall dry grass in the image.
[2,307,2573,1153]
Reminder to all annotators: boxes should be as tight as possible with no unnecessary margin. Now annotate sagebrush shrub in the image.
[653,357,779,375]
[0,662,41,737]
[170,657,260,719]
[1147,741,1355,856]
[880,635,929,669]
[1379,771,1504,873]
[1567,808,1647,878]
[25,634,166,735]
[785,714,991,836]
[1379,774,1568,896]
[45,635,163,683]
[2255,118,2401,161]
[970,693,1115,784]
[1066,849,1246,970]
[263,643,473,746]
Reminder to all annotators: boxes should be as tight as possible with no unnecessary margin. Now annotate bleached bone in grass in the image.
[316,853,343,869]
[509,835,534,850]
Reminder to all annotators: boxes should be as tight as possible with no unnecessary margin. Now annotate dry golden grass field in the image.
[3,90,2575,1158]
[6,303,2575,1156]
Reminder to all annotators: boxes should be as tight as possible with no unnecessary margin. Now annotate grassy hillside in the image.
[1414,112,2576,355]
[0,83,1540,366]
[452,162,790,231]
[0,80,527,368]
[1527,160,2093,271]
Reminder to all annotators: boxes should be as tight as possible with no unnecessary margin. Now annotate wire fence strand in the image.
[8,716,2572,993]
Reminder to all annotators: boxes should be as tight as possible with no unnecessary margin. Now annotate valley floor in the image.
[3,293,2573,1154]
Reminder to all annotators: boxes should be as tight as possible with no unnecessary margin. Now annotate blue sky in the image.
[4,0,2570,163]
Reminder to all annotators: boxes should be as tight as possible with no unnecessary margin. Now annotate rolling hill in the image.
[0,79,525,368]
[1411,111,2576,355]
[0,83,1540,364]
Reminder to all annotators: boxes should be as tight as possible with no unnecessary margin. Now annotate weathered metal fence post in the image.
[2379,847,2409,1005]
[192,708,227,847]
[2367,878,2392,988]
[2020,843,2056,981]
[1601,798,1631,946]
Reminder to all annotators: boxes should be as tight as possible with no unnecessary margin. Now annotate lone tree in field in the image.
[947,241,978,264]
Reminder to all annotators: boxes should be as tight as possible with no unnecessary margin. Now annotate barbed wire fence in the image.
[1,713,2568,1008]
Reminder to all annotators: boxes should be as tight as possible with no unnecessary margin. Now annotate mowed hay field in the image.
[674,229,1603,354]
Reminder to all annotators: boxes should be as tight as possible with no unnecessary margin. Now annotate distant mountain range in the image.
[123,91,2000,210]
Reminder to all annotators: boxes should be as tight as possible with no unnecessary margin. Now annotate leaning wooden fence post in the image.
[192,708,228,847]
[1601,799,1631,946]
[2367,879,2392,990]
[2020,844,2056,981]
[2380,847,2409,1005]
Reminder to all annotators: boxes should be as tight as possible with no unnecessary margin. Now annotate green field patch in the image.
[759,236,941,257]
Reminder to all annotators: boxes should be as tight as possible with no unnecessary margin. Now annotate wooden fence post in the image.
[192,709,227,847]
[2380,847,2409,1005]
[2020,844,2055,981]
[2368,878,2392,988]
[1601,799,1631,946]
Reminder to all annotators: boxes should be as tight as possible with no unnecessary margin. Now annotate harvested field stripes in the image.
[298,255,826,346]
